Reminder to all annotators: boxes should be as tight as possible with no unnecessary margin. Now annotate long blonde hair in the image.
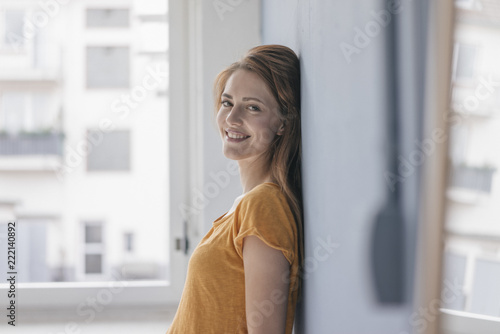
[213,44,303,295]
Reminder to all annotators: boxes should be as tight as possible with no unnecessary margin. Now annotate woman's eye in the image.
[221,100,232,107]
[248,105,260,111]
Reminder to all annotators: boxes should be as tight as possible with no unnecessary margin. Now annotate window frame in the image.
[0,0,187,315]
[441,308,500,333]
[0,0,260,319]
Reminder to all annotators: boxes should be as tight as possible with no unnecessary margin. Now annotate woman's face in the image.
[216,69,284,163]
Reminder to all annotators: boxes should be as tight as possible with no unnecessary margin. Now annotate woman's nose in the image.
[226,104,243,125]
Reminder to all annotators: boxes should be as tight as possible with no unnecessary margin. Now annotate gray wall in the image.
[262,0,424,333]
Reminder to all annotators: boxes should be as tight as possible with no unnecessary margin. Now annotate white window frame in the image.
[0,0,260,320]
[0,0,187,315]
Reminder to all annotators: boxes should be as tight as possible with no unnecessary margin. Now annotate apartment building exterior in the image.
[0,0,169,283]
[442,0,500,317]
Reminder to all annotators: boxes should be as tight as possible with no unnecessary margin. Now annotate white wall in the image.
[262,0,421,333]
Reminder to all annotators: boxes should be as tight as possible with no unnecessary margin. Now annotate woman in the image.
[167,44,303,334]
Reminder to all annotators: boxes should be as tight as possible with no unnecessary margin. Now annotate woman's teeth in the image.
[227,132,249,139]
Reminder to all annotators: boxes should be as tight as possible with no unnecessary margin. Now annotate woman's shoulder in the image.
[238,182,292,215]
[242,182,283,202]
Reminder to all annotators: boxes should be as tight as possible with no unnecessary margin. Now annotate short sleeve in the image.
[233,184,297,265]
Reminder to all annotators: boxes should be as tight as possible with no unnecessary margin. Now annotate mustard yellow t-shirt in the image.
[166,182,300,334]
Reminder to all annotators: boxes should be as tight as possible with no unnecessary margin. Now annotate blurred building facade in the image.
[0,0,169,282]
[443,0,500,317]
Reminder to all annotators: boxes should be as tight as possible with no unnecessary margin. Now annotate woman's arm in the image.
[242,235,290,334]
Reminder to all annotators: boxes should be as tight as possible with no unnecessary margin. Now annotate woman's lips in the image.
[225,131,250,142]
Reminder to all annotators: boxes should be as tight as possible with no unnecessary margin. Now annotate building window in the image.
[85,224,103,243]
[453,43,477,80]
[442,251,467,310]
[86,46,130,88]
[86,8,130,28]
[0,91,52,134]
[87,130,131,171]
[83,222,104,276]
[470,258,500,316]
[0,92,25,133]
[1,10,25,49]
[124,232,134,252]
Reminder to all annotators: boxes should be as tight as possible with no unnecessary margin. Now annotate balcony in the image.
[450,164,496,193]
[0,133,63,171]
[447,164,497,203]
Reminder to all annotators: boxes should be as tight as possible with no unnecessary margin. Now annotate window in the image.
[1,10,25,49]
[455,0,482,10]
[87,130,131,171]
[0,0,177,320]
[18,220,50,282]
[442,2,500,330]
[124,232,134,252]
[0,91,52,134]
[83,222,104,276]
[86,46,130,88]
[0,92,25,133]
[470,258,500,316]
[86,9,130,28]
[442,251,468,311]
[453,43,477,80]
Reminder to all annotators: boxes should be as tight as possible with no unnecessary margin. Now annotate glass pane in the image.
[442,0,500,320]
[0,1,169,283]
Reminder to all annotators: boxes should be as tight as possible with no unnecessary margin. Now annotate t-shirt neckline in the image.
[212,182,279,226]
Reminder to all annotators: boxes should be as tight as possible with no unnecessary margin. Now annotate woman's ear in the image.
[277,120,286,136]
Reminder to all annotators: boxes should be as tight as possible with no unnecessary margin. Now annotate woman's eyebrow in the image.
[222,93,265,104]
[242,97,264,104]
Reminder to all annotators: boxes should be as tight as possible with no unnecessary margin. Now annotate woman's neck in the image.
[237,158,274,194]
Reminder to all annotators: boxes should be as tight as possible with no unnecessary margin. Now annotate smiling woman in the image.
[166,45,303,334]
[217,69,285,164]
